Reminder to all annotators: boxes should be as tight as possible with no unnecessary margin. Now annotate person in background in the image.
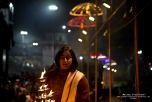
[46,45,90,102]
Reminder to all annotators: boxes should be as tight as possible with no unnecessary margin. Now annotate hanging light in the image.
[89,16,95,21]
[68,29,71,33]
[62,25,66,29]
[48,5,58,11]
[102,0,111,9]
[82,30,87,35]
[78,38,83,42]
[102,2,111,9]
[67,16,96,29]
[70,3,104,16]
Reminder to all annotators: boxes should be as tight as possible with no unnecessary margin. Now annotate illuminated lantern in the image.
[67,16,96,29]
[70,3,104,16]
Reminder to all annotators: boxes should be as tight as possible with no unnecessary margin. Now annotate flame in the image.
[38,68,55,102]
[39,85,42,89]
[41,93,47,98]
[51,100,55,102]
[41,94,43,98]
[39,85,43,91]
[46,99,50,102]
[44,84,48,89]
[47,90,54,97]
[39,84,48,91]
[40,68,46,79]
[45,99,55,102]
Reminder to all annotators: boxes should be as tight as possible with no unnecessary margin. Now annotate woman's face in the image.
[59,50,72,70]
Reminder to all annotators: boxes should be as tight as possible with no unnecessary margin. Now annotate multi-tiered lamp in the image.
[36,68,55,102]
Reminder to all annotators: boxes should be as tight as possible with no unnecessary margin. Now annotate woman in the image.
[46,45,90,102]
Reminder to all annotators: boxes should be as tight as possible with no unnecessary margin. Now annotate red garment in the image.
[46,69,90,102]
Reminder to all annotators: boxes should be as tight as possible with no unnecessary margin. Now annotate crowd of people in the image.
[0,72,39,102]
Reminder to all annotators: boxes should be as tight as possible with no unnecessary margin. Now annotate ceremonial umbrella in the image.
[67,16,96,29]
[69,2,104,16]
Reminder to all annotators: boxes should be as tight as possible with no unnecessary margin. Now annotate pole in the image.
[107,23,112,102]
[86,34,90,81]
[134,1,140,101]
[108,0,112,101]
[95,38,98,102]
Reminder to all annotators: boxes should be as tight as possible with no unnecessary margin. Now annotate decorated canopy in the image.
[69,3,104,16]
[67,16,96,29]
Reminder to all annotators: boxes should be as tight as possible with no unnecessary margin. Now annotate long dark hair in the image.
[54,45,78,71]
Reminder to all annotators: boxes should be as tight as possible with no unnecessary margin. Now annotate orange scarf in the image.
[61,70,84,102]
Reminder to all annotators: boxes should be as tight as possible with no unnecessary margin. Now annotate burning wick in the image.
[47,90,54,97]
[40,68,46,79]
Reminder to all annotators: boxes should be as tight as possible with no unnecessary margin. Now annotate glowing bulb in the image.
[62,25,66,29]
[68,29,71,33]
[78,38,82,42]
[138,50,142,54]
[114,69,117,72]
[89,16,95,21]
[20,31,28,35]
[150,67,152,71]
[48,5,58,11]
[33,42,38,46]
[82,30,87,35]
[103,3,111,9]
[79,56,83,60]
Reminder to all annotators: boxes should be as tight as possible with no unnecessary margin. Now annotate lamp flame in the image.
[47,90,54,97]
[41,93,47,98]
[39,85,43,91]
[40,68,46,79]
